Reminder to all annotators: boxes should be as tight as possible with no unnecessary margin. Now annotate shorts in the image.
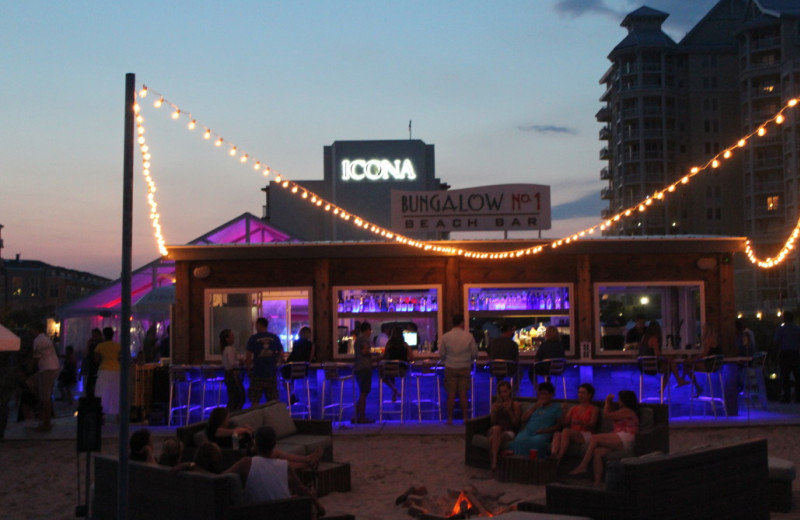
[616,431,635,452]
[354,368,373,394]
[248,375,279,405]
[580,431,592,443]
[444,367,472,395]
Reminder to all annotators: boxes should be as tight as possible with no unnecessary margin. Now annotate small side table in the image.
[299,461,351,497]
[497,454,558,485]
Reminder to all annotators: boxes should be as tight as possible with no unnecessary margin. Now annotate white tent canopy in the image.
[0,324,20,351]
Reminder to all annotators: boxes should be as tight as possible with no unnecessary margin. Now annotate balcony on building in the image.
[753,156,784,171]
[600,207,613,219]
[742,36,781,55]
[752,179,783,195]
[600,166,611,180]
[599,147,611,161]
[595,106,612,122]
[600,187,613,200]
[599,126,611,140]
[749,85,781,100]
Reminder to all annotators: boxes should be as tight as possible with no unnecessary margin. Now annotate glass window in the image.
[595,282,704,356]
[465,284,574,354]
[205,288,311,360]
[333,285,441,357]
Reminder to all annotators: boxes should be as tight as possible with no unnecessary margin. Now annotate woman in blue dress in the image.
[508,381,562,457]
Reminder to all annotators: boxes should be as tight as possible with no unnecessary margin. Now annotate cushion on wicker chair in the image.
[263,404,298,439]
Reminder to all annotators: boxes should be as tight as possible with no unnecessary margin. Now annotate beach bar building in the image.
[167,236,743,364]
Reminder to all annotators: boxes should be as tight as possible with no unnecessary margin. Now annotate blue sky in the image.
[1,0,717,278]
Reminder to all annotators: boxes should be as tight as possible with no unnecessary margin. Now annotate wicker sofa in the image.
[177,401,333,462]
[535,438,770,520]
[93,454,314,520]
[465,398,669,469]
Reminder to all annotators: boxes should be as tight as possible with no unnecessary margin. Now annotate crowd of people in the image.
[126,420,325,518]
[485,378,640,487]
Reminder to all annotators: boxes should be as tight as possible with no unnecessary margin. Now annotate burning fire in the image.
[448,490,493,518]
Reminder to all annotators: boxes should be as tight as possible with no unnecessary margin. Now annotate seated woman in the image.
[381,326,413,402]
[569,390,639,486]
[129,428,156,465]
[639,321,688,390]
[487,379,522,470]
[507,382,562,458]
[157,437,184,467]
[551,383,599,463]
[684,322,723,397]
[172,441,224,474]
[206,406,321,470]
[206,407,254,449]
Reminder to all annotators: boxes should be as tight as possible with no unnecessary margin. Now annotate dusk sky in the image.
[2,0,718,279]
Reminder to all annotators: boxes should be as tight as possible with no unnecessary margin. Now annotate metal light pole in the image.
[118,72,135,520]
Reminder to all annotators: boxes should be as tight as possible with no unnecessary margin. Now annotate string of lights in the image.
[134,84,800,267]
[132,97,168,256]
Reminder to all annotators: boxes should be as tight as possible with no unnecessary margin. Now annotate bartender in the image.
[624,315,646,351]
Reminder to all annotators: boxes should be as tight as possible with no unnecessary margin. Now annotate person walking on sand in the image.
[25,322,60,432]
[774,311,800,403]
[439,314,478,424]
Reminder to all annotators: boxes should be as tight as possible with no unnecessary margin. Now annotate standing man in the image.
[353,321,374,424]
[439,314,478,425]
[26,322,60,432]
[488,322,520,392]
[246,317,283,407]
[774,311,800,403]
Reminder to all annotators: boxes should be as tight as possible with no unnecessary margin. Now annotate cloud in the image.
[552,190,605,220]
[553,0,619,19]
[518,124,578,135]
[553,0,718,38]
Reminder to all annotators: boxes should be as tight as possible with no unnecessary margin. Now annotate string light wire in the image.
[135,84,800,267]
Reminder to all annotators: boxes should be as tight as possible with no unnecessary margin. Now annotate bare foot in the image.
[568,466,587,475]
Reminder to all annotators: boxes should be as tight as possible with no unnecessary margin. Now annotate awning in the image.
[0,324,21,351]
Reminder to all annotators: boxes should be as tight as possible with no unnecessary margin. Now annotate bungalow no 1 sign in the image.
[390,184,551,232]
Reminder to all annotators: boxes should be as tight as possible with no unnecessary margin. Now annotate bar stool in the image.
[408,360,442,422]
[532,358,567,398]
[637,356,670,405]
[320,362,355,423]
[167,366,200,426]
[690,354,728,418]
[741,352,768,411]
[282,362,312,418]
[469,360,481,418]
[378,360,407,423]
[200,366,225,419]
[488,359,517,402]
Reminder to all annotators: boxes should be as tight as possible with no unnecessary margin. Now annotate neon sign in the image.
[341,158,417,181]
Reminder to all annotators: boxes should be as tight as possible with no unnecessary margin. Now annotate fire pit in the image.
[398,485,516,518]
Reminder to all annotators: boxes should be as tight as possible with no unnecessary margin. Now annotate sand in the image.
[2,426,800,520]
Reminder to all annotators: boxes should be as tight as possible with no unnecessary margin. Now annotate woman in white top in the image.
[220,329,245,410]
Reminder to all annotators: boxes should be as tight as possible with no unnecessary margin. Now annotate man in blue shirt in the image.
[246,317,283,406]
[773,311,800,403]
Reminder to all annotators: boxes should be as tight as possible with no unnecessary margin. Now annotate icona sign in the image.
[341,158,417,181]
